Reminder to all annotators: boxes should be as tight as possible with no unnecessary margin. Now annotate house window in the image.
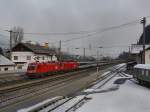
[14,56,18,60]
[42,56,45,60]
[4,68,8,71]
[18,65,22,69]
[27,56,31,60]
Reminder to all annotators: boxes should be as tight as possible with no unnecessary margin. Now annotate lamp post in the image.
[96,46,103,74]
[140,17,146,64]
[97,46,103,61]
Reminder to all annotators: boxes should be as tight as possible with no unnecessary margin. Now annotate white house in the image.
[0,54,15,71]
[11,43,58,70]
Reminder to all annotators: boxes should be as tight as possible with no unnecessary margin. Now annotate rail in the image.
[17,63,126,112]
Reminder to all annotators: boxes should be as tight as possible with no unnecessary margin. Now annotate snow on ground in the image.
[101,71,110,77]
[121,72,133,78]
[17,64,150,112]
[76,75,150,112]
[90,72,116,90]
[49,96,85,112]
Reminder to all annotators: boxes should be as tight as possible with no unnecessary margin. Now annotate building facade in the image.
[131,45,150,64]
[11,43,58,70]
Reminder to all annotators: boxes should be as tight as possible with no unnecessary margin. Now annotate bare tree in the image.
[12,26,24,47]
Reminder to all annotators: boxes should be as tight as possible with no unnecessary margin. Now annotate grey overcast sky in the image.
[0,0,150,57]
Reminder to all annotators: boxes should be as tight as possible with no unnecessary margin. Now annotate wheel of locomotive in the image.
[44,72,49,77]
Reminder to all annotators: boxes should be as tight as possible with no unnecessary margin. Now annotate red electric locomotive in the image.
[26,61,78,78]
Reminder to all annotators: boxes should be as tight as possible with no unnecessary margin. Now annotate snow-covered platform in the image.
[76,74,150,112]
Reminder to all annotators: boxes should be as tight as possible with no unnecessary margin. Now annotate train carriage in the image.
[134,64,150,84]
[26,61,79,78]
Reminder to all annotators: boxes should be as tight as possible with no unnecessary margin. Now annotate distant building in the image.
[0,55,15,71]
[131,44,150,64]
[141,47,150,64]
[138,24,150,44]
[11,42,58,70]
[0,47,3,55]
[131,24,150,64]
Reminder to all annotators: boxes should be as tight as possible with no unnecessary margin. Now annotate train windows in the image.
[28,65,36,70]
[137,69,141,74]
[142,70,145,75]
[146,70,149,76]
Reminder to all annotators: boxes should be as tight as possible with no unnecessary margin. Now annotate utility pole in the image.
[96,50,99,61]
[83,48,85,59]
[140,17,146,64]
[59,40,61,61]
[128,46,131,61]
[9,30,13,59]
[96,50,99,69]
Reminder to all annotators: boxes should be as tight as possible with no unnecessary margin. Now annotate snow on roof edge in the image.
[134,64,150,70]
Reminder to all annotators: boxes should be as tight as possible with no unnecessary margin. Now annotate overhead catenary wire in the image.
[47,19,141,45]
[0,16,149,36]
[0,22,138,36]
[0,16,150,45]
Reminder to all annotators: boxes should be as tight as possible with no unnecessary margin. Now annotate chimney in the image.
[44,42,49,48]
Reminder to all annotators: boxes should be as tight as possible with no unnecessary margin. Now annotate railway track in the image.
[0,74,27,86]
[0,63,116,111]
[0,63,111,87]
[0,63,114,93]
[0,67,97,93]
[17,64,126,112]
[0,67,99,109]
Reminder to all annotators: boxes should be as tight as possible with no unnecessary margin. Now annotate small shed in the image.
[0,55,15,71]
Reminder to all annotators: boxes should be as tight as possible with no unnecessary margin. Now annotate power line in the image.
[61,21,139,43]
[1,16,150,36]
[61,16,150,43]
[20,20,138,36]
[46,20,140,45]
[0,16,150,46]
[12,20,140,36]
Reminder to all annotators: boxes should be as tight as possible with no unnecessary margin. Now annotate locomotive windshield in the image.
[28,64,36,70]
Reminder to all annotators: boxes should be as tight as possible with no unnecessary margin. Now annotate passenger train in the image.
[134,64,150,85]
[26,61,97,78]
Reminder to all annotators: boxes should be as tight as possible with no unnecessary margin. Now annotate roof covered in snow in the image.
[0,55,15,66]
[134,64,150,70]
